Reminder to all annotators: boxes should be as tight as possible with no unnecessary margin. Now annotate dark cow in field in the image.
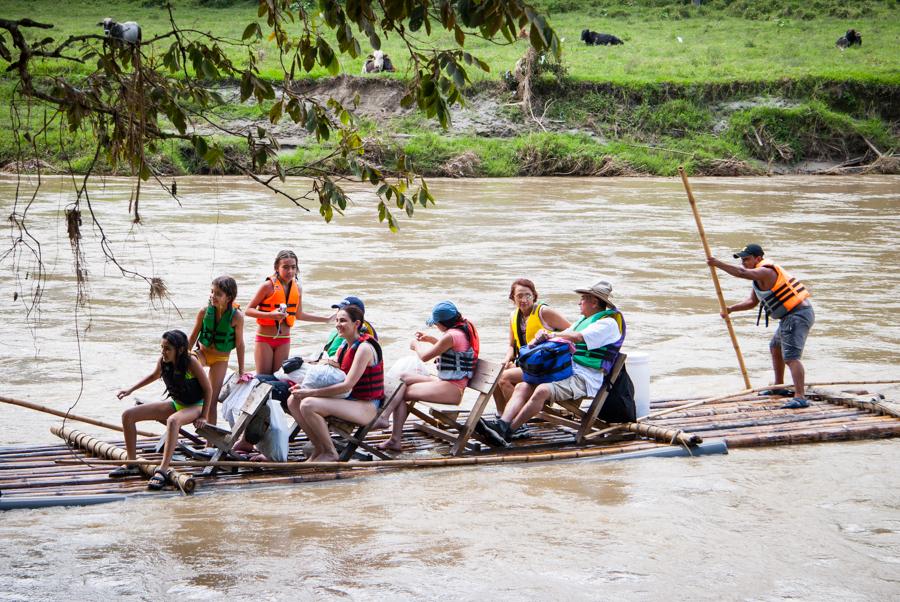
[836,29,862,49]
[581,29,623,46]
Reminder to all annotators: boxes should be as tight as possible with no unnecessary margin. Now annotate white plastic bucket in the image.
[626,352,650,417]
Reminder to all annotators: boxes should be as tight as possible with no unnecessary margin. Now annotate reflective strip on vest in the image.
[752,262,810,320]
[437,348,476,380]
[257,275,299,327]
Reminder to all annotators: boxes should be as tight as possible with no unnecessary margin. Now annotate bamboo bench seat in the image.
[407,358,505,456]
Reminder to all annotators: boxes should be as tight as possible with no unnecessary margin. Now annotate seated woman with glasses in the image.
[496,279,570,411]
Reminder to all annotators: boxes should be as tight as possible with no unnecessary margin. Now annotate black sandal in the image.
[147,468,169,490]
[108,464,141,478]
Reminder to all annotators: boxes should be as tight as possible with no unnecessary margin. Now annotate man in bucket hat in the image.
[478,278,626,444]
[708,244,815,409]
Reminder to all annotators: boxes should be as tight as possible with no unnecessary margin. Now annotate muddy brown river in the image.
[1,175,898,599]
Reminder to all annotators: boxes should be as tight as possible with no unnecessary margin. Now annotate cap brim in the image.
[733,252,749,258]
[575,288,616,308]
[425,319,436,327]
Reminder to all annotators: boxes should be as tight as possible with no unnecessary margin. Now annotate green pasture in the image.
[2,0,898,84]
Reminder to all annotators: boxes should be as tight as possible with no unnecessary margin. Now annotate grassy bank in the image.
[1,0,898,176]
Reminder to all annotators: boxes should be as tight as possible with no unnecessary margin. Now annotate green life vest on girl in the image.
[571,309,625,373]
[199,304,236,352]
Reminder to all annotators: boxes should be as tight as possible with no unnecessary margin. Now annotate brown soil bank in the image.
[273,76,900,177]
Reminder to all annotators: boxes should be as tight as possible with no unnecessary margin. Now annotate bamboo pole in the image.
[56,441,669,471]
[1,395,157,438]
[585,379,900,442]
[678,166,752,389]
[811,389,900,419]
[51,426,195,495]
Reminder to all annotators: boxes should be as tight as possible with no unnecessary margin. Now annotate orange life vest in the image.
[256,275,299,327]
[752,260,810,321]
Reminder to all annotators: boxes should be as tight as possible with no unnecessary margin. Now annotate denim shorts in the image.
[770,303,815,361]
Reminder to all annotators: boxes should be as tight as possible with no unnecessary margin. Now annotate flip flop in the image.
[108,464,141,478]
[147,468,169,490]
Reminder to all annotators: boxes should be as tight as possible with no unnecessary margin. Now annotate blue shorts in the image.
[770,303,815,361]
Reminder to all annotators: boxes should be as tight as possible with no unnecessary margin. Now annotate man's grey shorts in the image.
[771,303,815,361]
[545,373,590,402]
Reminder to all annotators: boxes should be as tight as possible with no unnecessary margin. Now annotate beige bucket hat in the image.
[574,279,616,309]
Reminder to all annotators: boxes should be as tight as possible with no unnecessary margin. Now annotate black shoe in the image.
[475,418,510,448]
[510,424,533,441]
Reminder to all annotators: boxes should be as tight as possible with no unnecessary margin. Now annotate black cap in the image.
[734,243,764,258]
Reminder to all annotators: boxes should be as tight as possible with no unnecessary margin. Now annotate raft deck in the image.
[1,387,898,509]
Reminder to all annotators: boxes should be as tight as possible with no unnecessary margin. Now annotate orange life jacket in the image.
[256,275,299,327]
[752,260,810,322]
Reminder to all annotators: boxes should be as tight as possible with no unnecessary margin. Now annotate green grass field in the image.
[2,0,898,84]
[1,0,898,175]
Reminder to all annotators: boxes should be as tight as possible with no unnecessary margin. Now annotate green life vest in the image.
[572,309,625,372]
[199,304,236,352]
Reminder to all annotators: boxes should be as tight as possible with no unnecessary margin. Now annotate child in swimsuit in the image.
[245,250,332,375]
[188,275,247,426]
[110,330,212,490]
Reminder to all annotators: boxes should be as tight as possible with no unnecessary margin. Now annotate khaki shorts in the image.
[546,373,590,403]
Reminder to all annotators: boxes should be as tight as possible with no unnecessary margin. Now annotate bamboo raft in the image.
[2,386,898,510]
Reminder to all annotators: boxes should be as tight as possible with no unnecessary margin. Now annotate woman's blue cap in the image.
[426,300,459,326]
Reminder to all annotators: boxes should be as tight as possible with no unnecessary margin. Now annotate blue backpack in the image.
[517,341,574,384]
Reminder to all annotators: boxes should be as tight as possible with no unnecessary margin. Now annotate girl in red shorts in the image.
[245,250,332,375]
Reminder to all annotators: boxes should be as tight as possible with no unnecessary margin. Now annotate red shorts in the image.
[255,334,291,349]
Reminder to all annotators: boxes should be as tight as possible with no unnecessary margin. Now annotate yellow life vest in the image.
[510,302,547,352]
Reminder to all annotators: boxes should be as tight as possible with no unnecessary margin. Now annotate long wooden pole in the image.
[1,395,157,438]
[678,166,752,389]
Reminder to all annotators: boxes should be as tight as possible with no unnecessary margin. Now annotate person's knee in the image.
[533,384,552,402]
[165,413,182,430]
[299,397,324,418]
[121,406,138,424]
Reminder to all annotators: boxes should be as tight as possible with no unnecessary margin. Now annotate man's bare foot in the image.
[315,452,339,463]
[376,439,403,452]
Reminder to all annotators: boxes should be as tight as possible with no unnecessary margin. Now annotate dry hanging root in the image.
[65,205,89,306]
[513,47,547,131]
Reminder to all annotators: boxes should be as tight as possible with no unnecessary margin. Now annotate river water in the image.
[0,175,898,599]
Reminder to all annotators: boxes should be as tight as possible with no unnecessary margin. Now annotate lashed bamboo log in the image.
[51,426,195,495]
[56,441,669,471]
[1,395,157,437]
[813,390,900,419]
[618,422,702,446]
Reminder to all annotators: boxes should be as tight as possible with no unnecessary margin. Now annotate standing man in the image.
[708,244,815,409]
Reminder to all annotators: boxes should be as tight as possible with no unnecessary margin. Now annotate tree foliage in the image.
[0,1,559,312]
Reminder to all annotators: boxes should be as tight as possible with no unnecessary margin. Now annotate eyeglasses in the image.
[513,293,534,301]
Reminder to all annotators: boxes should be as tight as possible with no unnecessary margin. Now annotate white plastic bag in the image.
[255,398,290,462]
[301,364,350,398]
[387,354,432,379]
[221,379,257,427]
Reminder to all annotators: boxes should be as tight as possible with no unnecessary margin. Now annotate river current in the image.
[0,175,898,600]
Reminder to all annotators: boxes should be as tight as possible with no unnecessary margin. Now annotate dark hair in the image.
[273,249,298,271]
[508,278,538,302]
[160,330,191,399]
[340,305,365,332]
[439,312,478,346]
[211,275,237,309]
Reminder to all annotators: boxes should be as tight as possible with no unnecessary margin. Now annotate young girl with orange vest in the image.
[377,301,479,452]
[188,275,246,426]
[286,304,385,462]
[245,250,332,375]
[111,330,212,490]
